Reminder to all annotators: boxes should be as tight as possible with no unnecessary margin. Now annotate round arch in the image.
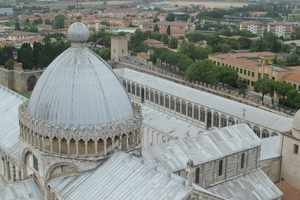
[27,75,37,91]
[46,162,79,181]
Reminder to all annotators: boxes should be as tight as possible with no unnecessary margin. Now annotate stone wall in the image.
[0,67,43,93]
[281,135,300,189]
[260,157,281,183]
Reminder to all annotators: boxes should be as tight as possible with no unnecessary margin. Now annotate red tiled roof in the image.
[210,52,275,70]
[277,181,300,200]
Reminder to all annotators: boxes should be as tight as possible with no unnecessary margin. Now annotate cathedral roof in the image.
[208,169,283,200]
[143,124,261,172]
[49,152,192,200]
[27,22,134,128]
[0,85,26,162]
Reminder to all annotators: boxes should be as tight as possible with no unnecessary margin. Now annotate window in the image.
[218,160,223,176]
[160,93,164,106]
[33,154,38,171]
[193,105,199,120]
[188,103,193,117]
[294,144,299,154]
[165,95,170,108]
[241,153,245,169]
[195,167,200,184]
[252,72,255,77]
[136,85,140,97]
[154,92,159,104]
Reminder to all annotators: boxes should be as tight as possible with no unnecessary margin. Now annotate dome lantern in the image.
[67,22,89,43]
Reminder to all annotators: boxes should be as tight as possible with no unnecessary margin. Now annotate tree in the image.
[153,24,160,32]
[166,13,175,22]
[168,37,178,49]
[166,25,171,36]
[185,60,219,84]
[292,27,300,40]
[53,15,65,29]
[4,59,14,70]
[18,43,34,70]
[254,78,273,104]
[15,20,20,31]
[95,48,110,61]
[217,67,239,87]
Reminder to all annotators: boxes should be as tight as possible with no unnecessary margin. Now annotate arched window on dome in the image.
[87,139,95,154]
[122,80,126,89]
[61,138,68,154]
[78,139,85,155]
[128,132,134,147]
[97,139,104,155]
[53,137,59,153]
[106,137,112,152]
[69,139,76,154]
[44,136,50,151]
[121,134,127,150]
[114,135,120,148]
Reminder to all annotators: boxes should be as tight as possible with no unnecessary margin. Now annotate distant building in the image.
[240,21,299,38]
[159,21,190,38]
[209,52,300,91]
[111,35,128,61]
[0,8,13,16]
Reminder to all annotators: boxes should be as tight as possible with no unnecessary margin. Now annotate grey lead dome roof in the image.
[27,23,133,127]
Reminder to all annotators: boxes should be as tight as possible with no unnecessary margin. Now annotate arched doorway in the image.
[27,76,37,91]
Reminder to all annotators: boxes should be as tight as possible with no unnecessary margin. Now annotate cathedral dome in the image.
[27,22,134,128]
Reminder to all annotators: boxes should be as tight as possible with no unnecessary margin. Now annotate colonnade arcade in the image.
[18,102,143,157]
[122,79,279,139]
[0,153,23,183]
[19,126,141,157]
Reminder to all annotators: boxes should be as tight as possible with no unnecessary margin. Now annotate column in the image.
[104,139,107,155]
[95,140,98,154]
